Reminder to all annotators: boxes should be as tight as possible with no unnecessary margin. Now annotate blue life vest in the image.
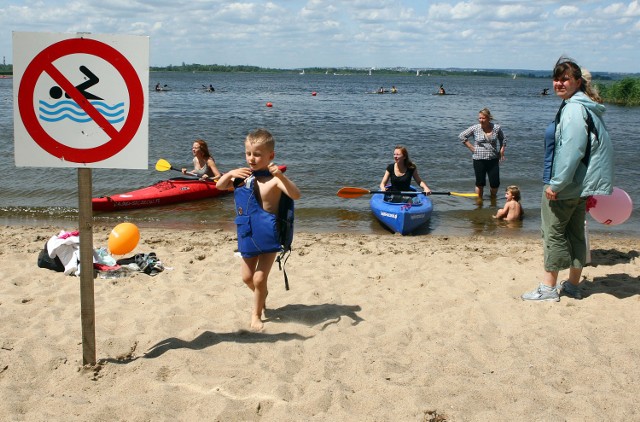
[234,175,282,258]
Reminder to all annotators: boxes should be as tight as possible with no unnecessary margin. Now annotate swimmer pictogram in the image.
[41,65,125,124]
[49,65,103,100]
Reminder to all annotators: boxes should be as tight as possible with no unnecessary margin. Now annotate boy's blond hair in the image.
[246,128,275,151]
[506,185,521,202]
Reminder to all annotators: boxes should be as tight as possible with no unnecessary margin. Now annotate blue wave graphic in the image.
[39,100,126,124]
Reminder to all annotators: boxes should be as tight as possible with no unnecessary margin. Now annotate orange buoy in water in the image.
[266,102,273,107]
[311,91,317,96]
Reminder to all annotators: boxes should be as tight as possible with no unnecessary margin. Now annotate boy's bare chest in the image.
[255,179,281,213]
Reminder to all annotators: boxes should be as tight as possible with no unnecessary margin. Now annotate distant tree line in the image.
[150,63,544,78]
[148,64,625,80]
[150,63,282,73]
[0,64,11,75]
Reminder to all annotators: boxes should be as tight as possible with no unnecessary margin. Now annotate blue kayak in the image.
[370,188,433,235]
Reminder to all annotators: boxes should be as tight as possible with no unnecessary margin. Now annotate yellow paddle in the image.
[337,187,478,199]
[155,158,188,174]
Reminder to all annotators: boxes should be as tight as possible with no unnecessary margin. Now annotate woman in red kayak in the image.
[182,139,222,181]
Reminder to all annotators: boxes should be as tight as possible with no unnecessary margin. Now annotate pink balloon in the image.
[587,187,633,225]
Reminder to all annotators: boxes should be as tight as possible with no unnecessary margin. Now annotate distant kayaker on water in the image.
[182,139,221,181]
[215,129,301,331]
[379,145,431,200]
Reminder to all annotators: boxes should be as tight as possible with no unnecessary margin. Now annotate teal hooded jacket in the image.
[548,91,614,199]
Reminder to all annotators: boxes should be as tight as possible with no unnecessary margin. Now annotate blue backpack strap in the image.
[276,250,290,290]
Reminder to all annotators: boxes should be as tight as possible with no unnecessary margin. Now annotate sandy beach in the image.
[1,224,639,421]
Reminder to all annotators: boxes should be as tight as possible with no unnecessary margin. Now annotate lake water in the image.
[1,71,638,238]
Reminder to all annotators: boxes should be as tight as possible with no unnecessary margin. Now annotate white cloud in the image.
[427,3,454,20]
[602,2,628,14]
[494,4,540,20]
[450,2,484,20]
[554,5,580,18]
[606,0,640,16]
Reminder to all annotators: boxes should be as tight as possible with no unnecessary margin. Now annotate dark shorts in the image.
[473,158,500,188]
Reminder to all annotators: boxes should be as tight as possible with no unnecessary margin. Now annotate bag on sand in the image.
[37,241,64,272]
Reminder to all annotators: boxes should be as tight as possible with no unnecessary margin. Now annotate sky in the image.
[1,0,639,73]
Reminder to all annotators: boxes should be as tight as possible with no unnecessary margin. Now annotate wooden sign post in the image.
[78,168,96,365]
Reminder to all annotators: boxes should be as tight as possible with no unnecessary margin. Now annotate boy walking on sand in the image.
[215,129,301,330]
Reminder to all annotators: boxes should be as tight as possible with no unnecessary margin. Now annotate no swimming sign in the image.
[13,32,149,169]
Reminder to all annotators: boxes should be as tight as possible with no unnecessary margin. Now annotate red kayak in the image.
[92,178,230,211]
[92,165,287,212]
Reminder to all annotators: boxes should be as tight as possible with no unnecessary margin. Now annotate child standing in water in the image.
[215,129,301,330]
[494,185,523,221]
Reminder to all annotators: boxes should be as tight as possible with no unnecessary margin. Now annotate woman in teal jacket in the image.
[522,57,614,302]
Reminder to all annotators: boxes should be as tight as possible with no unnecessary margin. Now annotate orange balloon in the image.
[108,223,140,255]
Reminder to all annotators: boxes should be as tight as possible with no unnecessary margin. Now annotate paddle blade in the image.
[450,192,479,198]
[337,187,370,198]
[430,191,479,198]
[155,159,172,172]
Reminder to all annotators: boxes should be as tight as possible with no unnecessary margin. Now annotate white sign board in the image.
[13,32,149,169]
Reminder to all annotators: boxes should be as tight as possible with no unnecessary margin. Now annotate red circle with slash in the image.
[18,38,144,163]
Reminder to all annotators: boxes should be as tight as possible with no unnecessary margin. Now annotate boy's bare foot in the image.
[251,314,264,331]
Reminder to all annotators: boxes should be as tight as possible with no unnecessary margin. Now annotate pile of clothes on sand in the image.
[37,230,165,278]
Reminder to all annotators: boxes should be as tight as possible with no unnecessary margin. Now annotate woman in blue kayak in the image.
[379,146,431,196]
[182,139,222,181]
